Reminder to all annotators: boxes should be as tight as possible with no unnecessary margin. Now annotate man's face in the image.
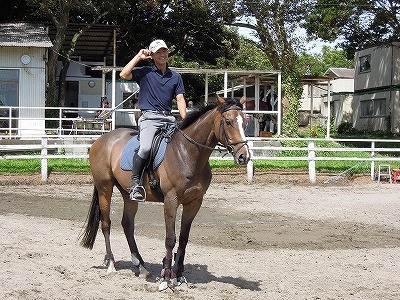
[151,48,169,63]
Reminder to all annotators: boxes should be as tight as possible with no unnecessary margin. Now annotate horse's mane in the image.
[179,98,243,130]
[179,102,217,130]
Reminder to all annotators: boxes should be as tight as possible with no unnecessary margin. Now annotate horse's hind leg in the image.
[97,184,116,273]
[119,189,150,277]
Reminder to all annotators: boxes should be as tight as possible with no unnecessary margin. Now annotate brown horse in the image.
[80,95,250,290]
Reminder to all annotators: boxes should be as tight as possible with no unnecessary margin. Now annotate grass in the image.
[1,131,399,175]
[0,158,91,174]
[0,157,387,176]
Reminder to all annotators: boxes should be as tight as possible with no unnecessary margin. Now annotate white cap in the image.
[148,39,169,53]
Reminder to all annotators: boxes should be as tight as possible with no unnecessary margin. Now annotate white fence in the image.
[0,105,275,137]
[0,106,117,137]
[2,136,400,183]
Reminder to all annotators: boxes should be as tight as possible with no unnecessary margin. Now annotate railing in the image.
[2,136,400,183]
[0,105,274,138]
[0,106,121,137]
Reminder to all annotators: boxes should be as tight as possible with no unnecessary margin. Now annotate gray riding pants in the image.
[136,111,176,160]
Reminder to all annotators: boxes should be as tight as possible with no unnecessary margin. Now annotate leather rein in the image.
[176,106,248,156]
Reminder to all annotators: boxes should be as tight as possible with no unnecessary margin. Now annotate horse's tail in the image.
[80,186,101,249]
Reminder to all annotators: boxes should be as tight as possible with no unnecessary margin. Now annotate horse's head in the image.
[215,95,250,165]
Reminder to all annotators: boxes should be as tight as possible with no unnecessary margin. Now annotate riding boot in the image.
[130,153,147,202]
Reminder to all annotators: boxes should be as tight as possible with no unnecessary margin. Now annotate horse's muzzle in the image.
[237,153,249,165]
[234,145,250,165]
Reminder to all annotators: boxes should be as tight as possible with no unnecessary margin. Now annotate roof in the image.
[324,68,355,79]
[47,23,117,62]
[0,22,52,48]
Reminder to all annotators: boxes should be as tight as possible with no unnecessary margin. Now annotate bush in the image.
[336,122,357,134]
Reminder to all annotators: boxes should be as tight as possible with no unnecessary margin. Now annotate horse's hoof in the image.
[103,254,116,273]
[107,262,116,273]
[135,265,150,278]
[176,276,187,286]
[158,281,169,291]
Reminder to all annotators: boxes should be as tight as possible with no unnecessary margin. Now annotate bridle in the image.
[219,106,248,156]
[176,105,248,157]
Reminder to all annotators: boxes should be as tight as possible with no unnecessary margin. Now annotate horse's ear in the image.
[216,94,225,104]
[239,96,246,105]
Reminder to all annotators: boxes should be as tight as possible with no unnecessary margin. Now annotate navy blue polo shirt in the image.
[131,65,185,111]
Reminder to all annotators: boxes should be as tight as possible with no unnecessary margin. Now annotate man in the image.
[120,39,187,201]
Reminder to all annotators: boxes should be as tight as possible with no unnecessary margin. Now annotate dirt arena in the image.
[1,171,400,300]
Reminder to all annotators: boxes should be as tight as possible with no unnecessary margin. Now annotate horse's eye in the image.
[225,119,232,126]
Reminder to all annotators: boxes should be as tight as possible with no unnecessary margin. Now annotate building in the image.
[0,22,52,136]
[48,23,139,128]
[0,22,138,137]
[321,68,354,129]
[353,43,400,133]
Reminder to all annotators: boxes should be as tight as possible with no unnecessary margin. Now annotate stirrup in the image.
[129,185,146,202]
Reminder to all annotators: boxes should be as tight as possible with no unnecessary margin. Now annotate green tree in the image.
[235,0,312,136]
[298,45,354,76]
[304,0,400,58]
[225,37,272,70]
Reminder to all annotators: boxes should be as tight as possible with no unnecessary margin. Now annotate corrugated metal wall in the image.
[0,46,47,135]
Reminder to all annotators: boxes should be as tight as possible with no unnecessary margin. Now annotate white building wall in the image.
[353,43,400,133]
[354,46,392,90]
[0,46,47,135]
[353,91,390,132]
[300,84,325,111]
[392,44,400,85]
[331,78,354,93]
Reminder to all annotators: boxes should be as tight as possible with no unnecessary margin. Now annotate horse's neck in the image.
[177,110,218,163]
[190,109,218,146]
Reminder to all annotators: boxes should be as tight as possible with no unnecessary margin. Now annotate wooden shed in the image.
[0,22,52,136]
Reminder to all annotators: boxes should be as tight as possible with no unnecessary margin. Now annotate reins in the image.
[176,127,225,151]
[176,105,248,155]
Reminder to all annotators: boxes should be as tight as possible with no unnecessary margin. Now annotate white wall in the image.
[0,46,47,135]
[354,46,392,91]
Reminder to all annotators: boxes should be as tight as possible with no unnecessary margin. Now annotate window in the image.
[0,69,19,107]
[0,69,19,130]
[359,54,371,73]
[360,98,386,117]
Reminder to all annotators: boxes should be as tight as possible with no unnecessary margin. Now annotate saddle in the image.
[120,124,176,171]
[120,124,175,201]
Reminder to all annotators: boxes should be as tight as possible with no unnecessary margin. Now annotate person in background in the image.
[102,97,110,108]
[96,97,110,118]
[120,39,187,201]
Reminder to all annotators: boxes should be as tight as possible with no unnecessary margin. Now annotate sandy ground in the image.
[1,171,400,299]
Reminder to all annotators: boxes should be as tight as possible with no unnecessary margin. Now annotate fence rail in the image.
[0,105,278,138]
[2,136,400,183]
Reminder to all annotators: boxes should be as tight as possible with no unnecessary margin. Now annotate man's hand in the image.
[120,49,152,80]
[138,49,152,60]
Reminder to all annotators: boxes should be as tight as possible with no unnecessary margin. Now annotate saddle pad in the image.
[120,135,167,171]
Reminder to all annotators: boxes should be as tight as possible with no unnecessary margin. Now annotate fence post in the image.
[8,107,12,139]
[308,140,316,183]
[247,140,254,183]
[41,137,48,182]
[370,141,375,180]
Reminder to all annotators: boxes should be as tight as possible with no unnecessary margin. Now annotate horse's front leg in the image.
[172,196,203,286]
[159,195,179,291]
